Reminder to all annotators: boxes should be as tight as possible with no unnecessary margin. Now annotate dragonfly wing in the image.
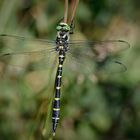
[66,39,130,74]
[94,57,127,74]
[0,34,56,44]
[0,34,57,73]
[30,67,57,139]
[68,39,130,61]
[0,35,58,139]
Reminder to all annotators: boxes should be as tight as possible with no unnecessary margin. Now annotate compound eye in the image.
[63,26,70,31]
[63,26,67,31]
[56,25,62,31]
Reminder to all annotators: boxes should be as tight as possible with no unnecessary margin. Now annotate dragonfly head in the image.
[56,23,70,45]
[56,22,70,32]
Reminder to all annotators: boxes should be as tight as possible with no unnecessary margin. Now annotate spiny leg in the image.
[69,19,75,34]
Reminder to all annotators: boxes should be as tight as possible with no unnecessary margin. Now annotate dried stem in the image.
[69,0,79,23]
[64,0,68,23]
[63,0,79,24]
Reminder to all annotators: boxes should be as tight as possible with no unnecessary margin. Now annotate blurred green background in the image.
[0,0,140,140]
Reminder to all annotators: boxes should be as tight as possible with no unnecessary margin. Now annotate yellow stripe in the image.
[52,117,60,120]
[59,46,64,49]
[56,86,61,90]
[57,75,62,78]
[59,64,63,67]
[53,108,60,111]
[59,55,64,58]
[54,98,60,101]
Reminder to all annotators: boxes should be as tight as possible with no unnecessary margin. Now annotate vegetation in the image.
[0,0,139,140]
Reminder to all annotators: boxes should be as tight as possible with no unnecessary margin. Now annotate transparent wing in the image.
[66,39,130,74]
[68,39,130,60]
[0,35,58,139]
[0,34,58,75]
[29,67,57,139]
[0,34,56,44]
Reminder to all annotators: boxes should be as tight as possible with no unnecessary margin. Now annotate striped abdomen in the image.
[52,51,65,136]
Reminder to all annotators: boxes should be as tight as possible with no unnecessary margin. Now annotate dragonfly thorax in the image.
[56,31,70,52]
[55,22,70,52]
[56,31,69,43]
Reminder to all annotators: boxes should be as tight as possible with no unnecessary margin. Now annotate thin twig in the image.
[64,0,68,23]
[69,0,79,23]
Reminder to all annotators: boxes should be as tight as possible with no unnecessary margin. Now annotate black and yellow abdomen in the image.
[52,50,65,136]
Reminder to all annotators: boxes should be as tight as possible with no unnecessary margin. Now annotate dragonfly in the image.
[0,21,130,137]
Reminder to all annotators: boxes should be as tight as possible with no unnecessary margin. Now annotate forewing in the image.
[68,39,130,60]
[0,34,58,138]
[66,39,130,74]
[0,34,57,75]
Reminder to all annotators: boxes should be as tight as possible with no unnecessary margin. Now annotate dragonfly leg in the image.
[69,19,75,34]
